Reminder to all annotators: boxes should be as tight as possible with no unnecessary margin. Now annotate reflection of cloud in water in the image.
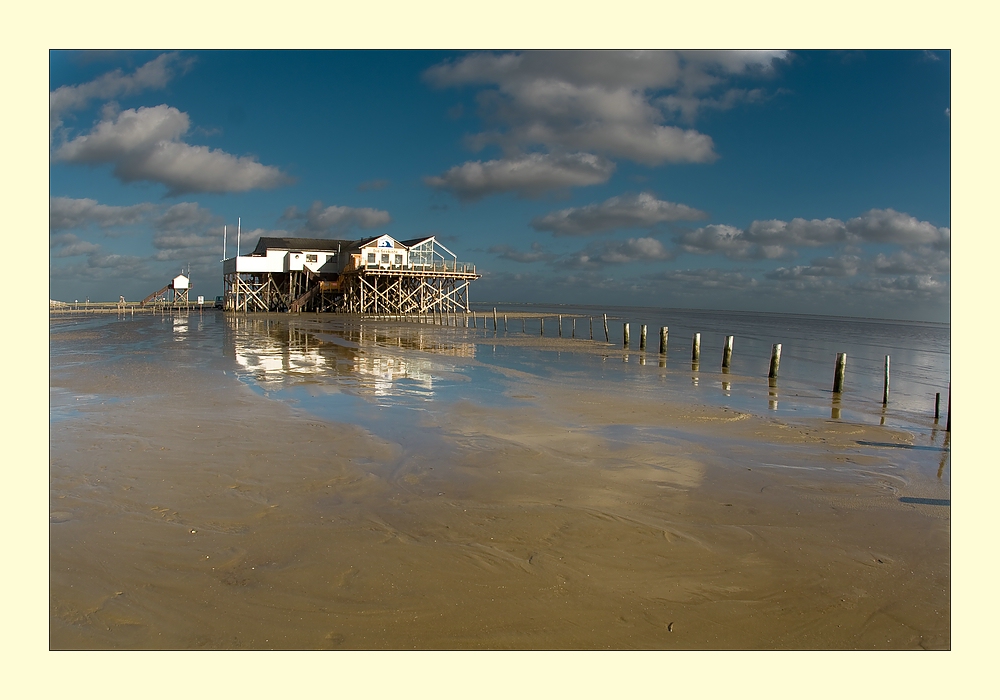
[225,316,476,401]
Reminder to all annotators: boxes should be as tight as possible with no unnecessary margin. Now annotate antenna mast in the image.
[237,217,241,257]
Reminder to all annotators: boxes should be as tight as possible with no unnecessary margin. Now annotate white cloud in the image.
[281,201,392,235]
[154,201,221,232]
[424,50,788,166]
[425,152,615,200]
[54,105,293,195]
[50,52,194,135]
[744,217,848,247]
[852,275,949,294]
[677,224,758,259]
[845,208,950,248]
[680,210,949,259]
[565,236,674,268]
[49,232,102,258]
[49,196,154,231]
[532,192,707,236]
[871,248,950,275]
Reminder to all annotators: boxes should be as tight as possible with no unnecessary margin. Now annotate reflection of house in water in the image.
[224,317,476,398]
[221,234,480,314]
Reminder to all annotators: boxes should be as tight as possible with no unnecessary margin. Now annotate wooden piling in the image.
[946,385,951,432]
[768,343,782,379]
[558,315,563,337]
[935,392,941,420]
[833,352,847,393]
[882,355,890,405]
[603,314,610,343]
[659,327,668,354]
[590,317,593,340]
[504,314,508,332]
[540,318,544,336]
[522,317,525,333]
[572,318,577,338]
[623,323,630,348]
[493,307,498,332]
[640,325,647,351]
[692,333,701,362]
[722,335,734,369]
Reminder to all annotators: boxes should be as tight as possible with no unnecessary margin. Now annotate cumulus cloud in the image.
[679,209,949,259]
[50,52,194,135]
[425,152,615,200]
[744,217,848,247]
[50,196,154,231]
[49,232,102,258]
[677,224,761,259]
[845,208,950,248]
[54,105,293,195]
[565,236,674,268]
[532,192,707,236]
[871,248,950,275]
[488,242,556,263]
[281,201,392,235]
[149,202,225,252]
[852,275,949,294]
[424,50,788,166]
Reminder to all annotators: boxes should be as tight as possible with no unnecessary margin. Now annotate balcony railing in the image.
[357,261,477,274]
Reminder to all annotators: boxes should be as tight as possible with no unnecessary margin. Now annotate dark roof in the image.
[400,236,435,247]
[249,237,355,256]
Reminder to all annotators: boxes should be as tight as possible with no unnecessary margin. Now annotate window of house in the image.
[305,254,318,263]
[367,253,376,264]
[381,253,390,263]
[394,254,403,265]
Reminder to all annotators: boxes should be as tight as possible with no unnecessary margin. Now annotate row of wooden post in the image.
[401,310,951,430]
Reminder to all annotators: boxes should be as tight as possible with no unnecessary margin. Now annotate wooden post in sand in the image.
[935,392,941,421]
[833,352,847,393]
[623,323,630,348]
[640,325,647,351]
[540,318,544,336]
[558,315,563,337]
[522,317,525,333]
[590,317,593,340]
[768,344,782,379]
[722,335,734,369]
[659,327,668,354]
[692,333,701,362]
[946,385,951,432]
[504,314,508,332]
[603,314,610,343]
[493,307,498,332]
[572,318,577,338]
[882,355,890,405]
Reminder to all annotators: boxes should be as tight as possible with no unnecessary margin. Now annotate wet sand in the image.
[49,317,950,649]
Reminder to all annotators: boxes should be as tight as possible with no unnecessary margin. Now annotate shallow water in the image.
[52,307,950,441]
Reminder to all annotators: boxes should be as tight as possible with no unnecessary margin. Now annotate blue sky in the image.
[49,50,950,321]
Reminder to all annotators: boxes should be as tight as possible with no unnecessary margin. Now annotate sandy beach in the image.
[49,313,950,650]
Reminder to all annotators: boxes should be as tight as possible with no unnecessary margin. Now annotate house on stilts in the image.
[221,234,479,314]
